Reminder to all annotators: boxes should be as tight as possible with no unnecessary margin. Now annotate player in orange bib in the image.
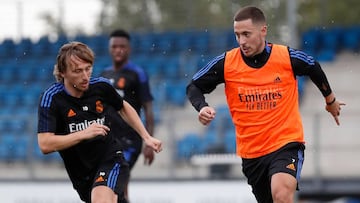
[186,6,345,203]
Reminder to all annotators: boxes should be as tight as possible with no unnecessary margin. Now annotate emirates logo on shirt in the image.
[238,87,282,111]
[68,117,106,133]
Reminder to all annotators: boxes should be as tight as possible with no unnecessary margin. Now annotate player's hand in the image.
[83,123,110,139]
[144,136,162,153]
[143,145,155,165]
[198,106,216,126]
[325,100,345,125]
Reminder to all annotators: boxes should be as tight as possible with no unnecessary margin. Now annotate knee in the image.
[271,173,297,203]
[272,188,294,203]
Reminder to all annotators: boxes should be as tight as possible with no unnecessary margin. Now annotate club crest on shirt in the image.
[117,77,126,89]
[96,100,103,113]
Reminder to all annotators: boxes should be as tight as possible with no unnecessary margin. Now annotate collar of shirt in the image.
[241,42,272,68]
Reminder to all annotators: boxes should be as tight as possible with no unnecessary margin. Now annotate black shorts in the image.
[242,142,305,203]
[74,151,130,203]
[119,131,143,170]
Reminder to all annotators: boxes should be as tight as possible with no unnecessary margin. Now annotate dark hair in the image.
[233,6,266,25]
[109,29,131,41]
[53,41,95,82]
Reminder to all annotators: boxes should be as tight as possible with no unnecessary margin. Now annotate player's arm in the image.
[138,72,157,164]
[118,101,162,153]
[140,100,156,165]
[186,54,225,112]
[289,47,333,97]
[142,101,154,135]
[187,54,225,125]
[38,123,110,154]
[289,48,345,125]
[139,79,155,136]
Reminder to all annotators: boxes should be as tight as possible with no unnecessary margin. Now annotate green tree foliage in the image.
[40,0,360,37]
[298,0,360,32]
[96,0,296,39]
[98,0,240,33]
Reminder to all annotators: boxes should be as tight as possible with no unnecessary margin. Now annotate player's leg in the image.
[242,157,273,203]
[122,146,141,202]
[91,185,117,203]
[122,140,143,170]
[73,180,92,203]
[122,136,142,202]
[269,142,305,203]
[271,173,297,203]
[92,151,130,203]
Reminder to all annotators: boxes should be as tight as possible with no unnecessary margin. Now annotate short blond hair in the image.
[53,41,95,82]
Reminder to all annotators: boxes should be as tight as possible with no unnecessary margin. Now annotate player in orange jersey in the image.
[186,6,345,203]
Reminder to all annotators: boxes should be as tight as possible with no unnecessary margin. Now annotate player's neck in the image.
[64,84,84,98]
[113,60,128,71]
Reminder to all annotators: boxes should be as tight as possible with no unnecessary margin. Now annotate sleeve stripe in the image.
[90,77,111,85]
[40,83,64,108]
[289,48,315,65]
[192,53,225,80]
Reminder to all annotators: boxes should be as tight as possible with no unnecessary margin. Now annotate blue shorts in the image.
[119,131,143,170]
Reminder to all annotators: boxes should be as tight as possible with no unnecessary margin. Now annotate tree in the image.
[298,0,360,32]
[98,0,238,33]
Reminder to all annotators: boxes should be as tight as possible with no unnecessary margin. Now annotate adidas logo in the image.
[95,176,105,183]
[274,76,281,83]
[67,109,76,117]
[286,163,296,171]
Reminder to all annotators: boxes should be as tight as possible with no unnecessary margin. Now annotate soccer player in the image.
[37,41,162,203]
[100,29,155,202]
[186,6,345,203]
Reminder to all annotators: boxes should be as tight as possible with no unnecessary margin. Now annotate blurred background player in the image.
[100,29,156,202]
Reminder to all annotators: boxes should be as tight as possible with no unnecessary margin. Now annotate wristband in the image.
[326,97,336,105]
